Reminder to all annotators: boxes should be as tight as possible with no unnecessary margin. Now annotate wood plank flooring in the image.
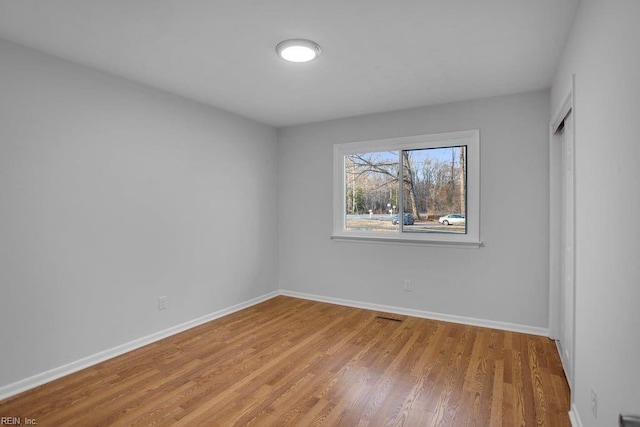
[0,296,570,426]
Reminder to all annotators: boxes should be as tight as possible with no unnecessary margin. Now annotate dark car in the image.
[392,212,415,225]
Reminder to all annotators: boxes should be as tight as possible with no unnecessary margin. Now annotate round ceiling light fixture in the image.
[276,39,321,63]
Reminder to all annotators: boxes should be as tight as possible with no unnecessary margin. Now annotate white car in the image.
[438,214,466,225]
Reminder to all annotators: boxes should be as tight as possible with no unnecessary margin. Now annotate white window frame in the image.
[332,129,481,247]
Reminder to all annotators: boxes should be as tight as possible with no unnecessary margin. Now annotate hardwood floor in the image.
[0,296,570,426]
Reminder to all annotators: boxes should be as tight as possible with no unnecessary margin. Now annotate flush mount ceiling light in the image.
[276,39,321,63]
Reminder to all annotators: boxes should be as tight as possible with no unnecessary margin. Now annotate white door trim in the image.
[549,91,572,340]
[549,90,572,340]
[549,75,576,397]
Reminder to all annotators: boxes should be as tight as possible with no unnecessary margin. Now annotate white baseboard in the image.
[0,290,280,401]
[280,289,549,337]
[569,403,583,427]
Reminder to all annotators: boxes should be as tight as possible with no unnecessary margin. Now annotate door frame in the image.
[548,76,576,395]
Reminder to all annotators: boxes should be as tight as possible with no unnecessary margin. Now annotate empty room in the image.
[0,1,638,426]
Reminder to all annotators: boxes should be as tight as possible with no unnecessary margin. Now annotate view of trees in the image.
[345,146,466,220]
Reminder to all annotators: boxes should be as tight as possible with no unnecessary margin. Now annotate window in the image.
[332,130,480,246]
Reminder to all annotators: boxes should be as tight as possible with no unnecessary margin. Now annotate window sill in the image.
[330,234,483,248]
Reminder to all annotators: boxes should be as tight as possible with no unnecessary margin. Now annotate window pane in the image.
[402,146,467,234]
[344,151,399,232]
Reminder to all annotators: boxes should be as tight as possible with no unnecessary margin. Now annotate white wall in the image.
[551,0,640,425]
[0,38,279,388]
[279,90,550,330]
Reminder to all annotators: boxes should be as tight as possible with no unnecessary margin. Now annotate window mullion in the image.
[398,150,404,233]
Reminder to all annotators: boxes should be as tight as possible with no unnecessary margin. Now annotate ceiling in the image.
[0,1,579,127]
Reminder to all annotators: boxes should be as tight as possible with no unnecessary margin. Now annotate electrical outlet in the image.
[404,279,413,292]
[591,388,597,418]
[158,296,168,311]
